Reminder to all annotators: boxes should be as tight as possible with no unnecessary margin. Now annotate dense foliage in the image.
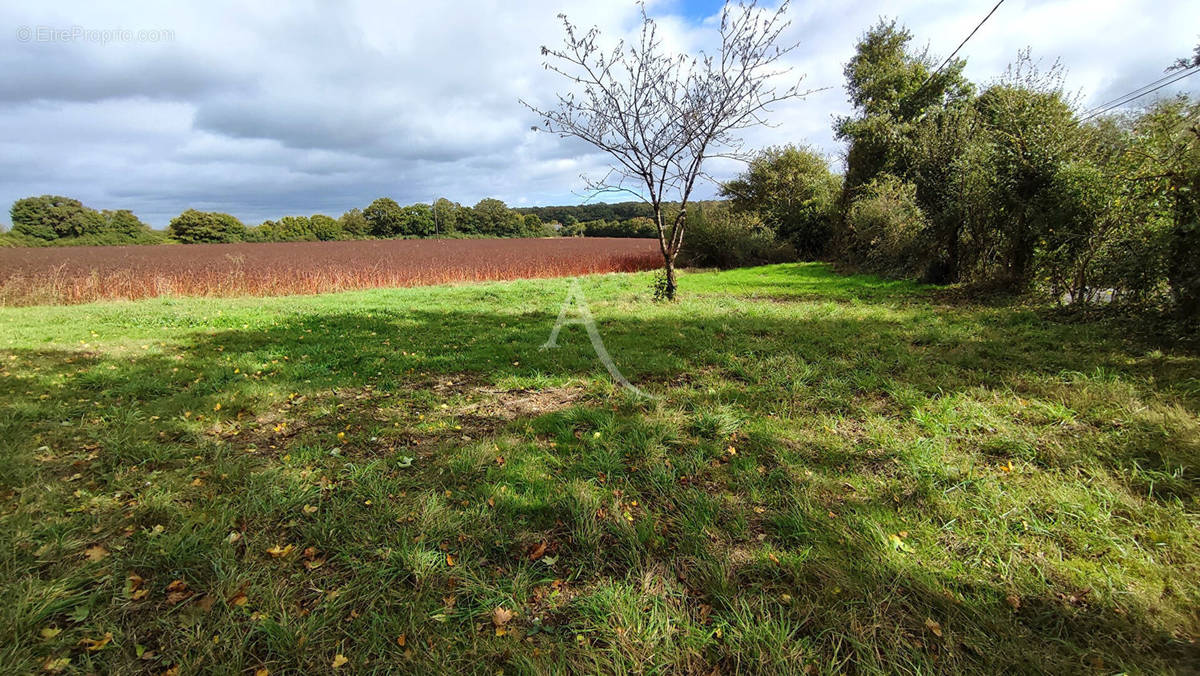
[2,195,163,247]
[721,22,1199,325]
[720,145,841,258]
[3,196,637,248]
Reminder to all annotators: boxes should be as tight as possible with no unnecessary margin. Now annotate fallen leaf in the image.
[42,657,71,673]
[255,669,269,676]
[79,632,113,651]
[445,554,455,567]
[395,633,406,647]
[529,542,547,561]
[304,558,325,570]
[1006,594,1021,610]
[303,504,318,514]
[332,654,349,669]
[266,544,295,558]
[84,545,108,562]
[492,606,514,627]
[888,533,914,553]
[40,627,62,640]
[924,617,943,637]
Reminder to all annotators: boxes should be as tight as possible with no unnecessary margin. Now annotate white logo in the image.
[541,279,656,399]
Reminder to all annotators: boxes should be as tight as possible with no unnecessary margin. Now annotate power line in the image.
[1079,66,1200,122]
[917,0,1006,92]
[1082,70,1187,116]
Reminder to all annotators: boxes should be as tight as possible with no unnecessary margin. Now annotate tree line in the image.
[715,21,1199,324]
[0,195,665,247]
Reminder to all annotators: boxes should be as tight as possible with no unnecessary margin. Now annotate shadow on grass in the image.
[1,289,1197,673]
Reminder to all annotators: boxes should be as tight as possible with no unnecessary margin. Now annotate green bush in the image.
[720,145,841,258]
[167,210,246,243]
[843,174,929,276]
[679,207,793,269]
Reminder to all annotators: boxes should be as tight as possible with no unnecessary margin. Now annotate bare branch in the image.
[522,0,807,298]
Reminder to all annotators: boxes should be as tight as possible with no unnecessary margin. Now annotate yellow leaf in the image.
[42,657,71,673]
[925,617,943,637]
[395,633,406,647]
[84,545,108,562]
[214,403,221,411]
[40,627,62,640]
[332,654,349,669]
[302,504,318,514]
[445,554,455,567]
[266,544,295,558]
[255,669,269,676]
[79,632,113,651]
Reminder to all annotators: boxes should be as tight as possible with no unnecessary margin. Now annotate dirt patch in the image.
[463,386,584,420]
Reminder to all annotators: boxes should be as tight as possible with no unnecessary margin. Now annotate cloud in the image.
[0,0,1196,227]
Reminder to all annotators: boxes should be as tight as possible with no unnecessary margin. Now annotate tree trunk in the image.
[661,254,677,301]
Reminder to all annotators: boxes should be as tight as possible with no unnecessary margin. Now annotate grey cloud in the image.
[0,0,1197,229]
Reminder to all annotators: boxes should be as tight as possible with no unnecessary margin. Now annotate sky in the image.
[1,0,1197,228]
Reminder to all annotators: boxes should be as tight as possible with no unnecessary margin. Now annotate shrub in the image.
[679,207,793,269]
[843,174,929,276]
[11,195,105,240]
[167,210,246,243]
[720,145,841,258]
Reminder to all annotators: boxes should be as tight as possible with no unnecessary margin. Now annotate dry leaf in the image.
[304,558,325,570]
[266,544,295,558]
[924,617,943,637]
[40,627,62,640]
[79,632,113,651]
[331,654,349,669]
[445,554,455,567]
[492,606,514,627]
[84,545,108,562]
[1005,594,1021,610]
[255,669,269,676]
[42,657,71,673]
[303,504,318,514]
[395,633,406,647]
[230,591,249,606]
[165,579,193,605]
[528,542,547,561]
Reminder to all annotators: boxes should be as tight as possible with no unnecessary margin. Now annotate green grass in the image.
[1,263,1197,674]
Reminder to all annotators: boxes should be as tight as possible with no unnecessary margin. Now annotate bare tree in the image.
[524,1,807,299]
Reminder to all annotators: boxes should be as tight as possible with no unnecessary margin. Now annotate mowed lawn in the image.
[1,263,1197,674]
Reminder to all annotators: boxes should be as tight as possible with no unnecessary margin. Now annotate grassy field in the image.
[1,263,1197,674]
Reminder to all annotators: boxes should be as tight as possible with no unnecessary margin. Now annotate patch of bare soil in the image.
[462,385,584,420]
